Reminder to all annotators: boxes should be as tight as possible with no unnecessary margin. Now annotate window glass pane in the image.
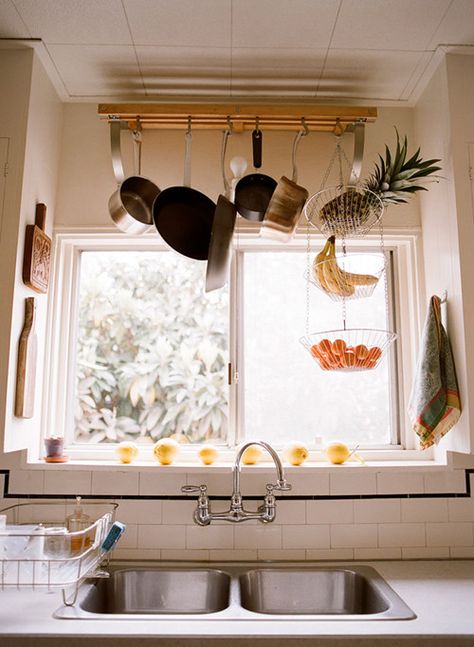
[74,251,229,444]
[242,250,395,447]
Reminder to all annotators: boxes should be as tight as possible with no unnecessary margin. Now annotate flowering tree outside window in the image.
[74,251,229,445]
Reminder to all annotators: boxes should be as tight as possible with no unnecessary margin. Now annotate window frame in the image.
[40,228,432,464]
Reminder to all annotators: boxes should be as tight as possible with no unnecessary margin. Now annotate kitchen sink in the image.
[54,563,415,621]
[79,569,230,614]
[240,568,396,616]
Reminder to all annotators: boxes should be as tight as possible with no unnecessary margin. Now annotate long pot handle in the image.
[252,126,262,169]
[110,120,126,185]
[184,120,192,188]
[132,128,142,176]
[349,121,365,185]
[291,119,309,183]
[221,125,232,198]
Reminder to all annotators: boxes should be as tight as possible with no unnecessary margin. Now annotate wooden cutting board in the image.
[22,203,51,293]
[14,297,37,419]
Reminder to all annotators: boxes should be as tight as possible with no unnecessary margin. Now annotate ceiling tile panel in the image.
[232,0,340,49]
[319,49,425,100]
[123,0,231,47]
[0,0,30,37]
[331,0,451,51]
[46,44,142,98]
[428,0,474,48]
[13,0,132,44]
[136,45,231,68]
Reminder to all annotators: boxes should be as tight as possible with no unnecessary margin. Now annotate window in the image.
[46,232,421,460]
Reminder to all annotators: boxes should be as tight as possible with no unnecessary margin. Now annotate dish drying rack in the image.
[0,501,118,605]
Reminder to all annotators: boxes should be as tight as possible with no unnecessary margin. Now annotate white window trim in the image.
[38,226,435,465]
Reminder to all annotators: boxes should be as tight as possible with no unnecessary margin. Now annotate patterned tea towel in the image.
[408,295,461,449]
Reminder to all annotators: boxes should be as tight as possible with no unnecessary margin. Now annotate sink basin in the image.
[54,563,415,621]
[239,566,414,619]
[80,569,231,615]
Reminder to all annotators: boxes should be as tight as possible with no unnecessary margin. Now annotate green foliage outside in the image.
[74,251,229,444]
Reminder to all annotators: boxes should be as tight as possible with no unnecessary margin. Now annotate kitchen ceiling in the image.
[0,0,473,104]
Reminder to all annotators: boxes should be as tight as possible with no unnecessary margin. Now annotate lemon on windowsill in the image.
[115,441,139,464]
[241,445,264,465]
[153,437,180,465]
[198,444,219,465]
[324,441,351,465]
[283,441,309,466]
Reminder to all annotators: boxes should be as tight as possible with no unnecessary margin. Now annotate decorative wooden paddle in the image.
[14,297,37,419]
[22,203,51,293]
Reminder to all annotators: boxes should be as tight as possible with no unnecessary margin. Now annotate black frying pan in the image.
[234,129,276,221]
[153,129,215,261]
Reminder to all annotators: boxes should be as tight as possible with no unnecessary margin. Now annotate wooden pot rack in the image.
[98,104,377,133]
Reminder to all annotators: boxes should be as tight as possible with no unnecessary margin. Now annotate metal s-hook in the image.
[300,117,309,137]
[255,116,260,133]
[186,115,192,135]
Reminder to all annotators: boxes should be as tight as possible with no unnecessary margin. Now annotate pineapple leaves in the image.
[364,127,442,206]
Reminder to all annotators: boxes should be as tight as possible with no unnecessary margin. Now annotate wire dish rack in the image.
[0,501,118,604]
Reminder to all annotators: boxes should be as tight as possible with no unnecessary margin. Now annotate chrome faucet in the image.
[181,441,291,525]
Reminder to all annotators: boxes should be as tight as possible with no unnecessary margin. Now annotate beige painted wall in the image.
[55,104,420,230]
[0,48,62,455]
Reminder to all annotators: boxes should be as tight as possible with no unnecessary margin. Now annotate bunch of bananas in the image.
[312,236,378,298]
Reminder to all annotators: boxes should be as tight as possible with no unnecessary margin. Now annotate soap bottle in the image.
[66,497,91,554]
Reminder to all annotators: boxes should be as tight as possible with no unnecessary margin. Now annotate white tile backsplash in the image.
[138,524,185,549]
[187,525,234,550]
[282,524,330,549]
[377,472,424,494]
[401,498,449,522]
[426,522,473,547]
[43,470,91,495]
[92,470,139,495]
[330,471,377,495]
[3,465,474,560]
[378,523,426,547]
[234,524,281,549]
[331,524,378,548]
[354,499,401,523]
[306,499,354,524]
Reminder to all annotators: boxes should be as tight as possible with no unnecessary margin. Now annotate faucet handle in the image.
[182,484,208,495]
[267,480,292,493]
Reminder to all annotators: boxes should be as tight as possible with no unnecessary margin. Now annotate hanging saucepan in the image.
[153,121,215,261]
[260,120,309,242]
[205,125,237,292]
[108,121,160,235]
[234,121,277,222]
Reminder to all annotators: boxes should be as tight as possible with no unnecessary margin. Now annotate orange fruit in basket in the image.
[310,344,321,358]
[367,346,382,361]
[343,351,356,368]
[332,339,347,356]
[354,344,369,360]
[318,339,332,355]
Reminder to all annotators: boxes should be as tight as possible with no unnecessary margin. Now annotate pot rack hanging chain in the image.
[305,216,311,336]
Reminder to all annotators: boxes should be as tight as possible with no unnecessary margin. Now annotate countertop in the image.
[1,560,474,646]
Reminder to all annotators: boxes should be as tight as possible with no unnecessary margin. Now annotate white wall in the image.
[415,54,474,455]
[0,48,62,455]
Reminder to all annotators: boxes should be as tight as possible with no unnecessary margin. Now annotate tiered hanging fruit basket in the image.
[300,329,397,372]
[305,235,386,301]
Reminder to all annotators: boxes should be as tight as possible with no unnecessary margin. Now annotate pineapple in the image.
[365,130,441,205]
[315,130,441,236]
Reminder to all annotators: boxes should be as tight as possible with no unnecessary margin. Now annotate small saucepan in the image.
[234,126,277,222]
[108,122,160,235]
[153,125,215,261]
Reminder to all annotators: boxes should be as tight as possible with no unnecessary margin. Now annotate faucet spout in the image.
[233,440,288,498]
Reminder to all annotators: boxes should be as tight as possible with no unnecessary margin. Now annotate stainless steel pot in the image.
[108,121,160,235]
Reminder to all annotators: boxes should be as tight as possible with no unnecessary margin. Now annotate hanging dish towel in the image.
[409,295,461,449]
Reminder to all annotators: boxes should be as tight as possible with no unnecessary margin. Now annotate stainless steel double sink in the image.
[55,563,415,621]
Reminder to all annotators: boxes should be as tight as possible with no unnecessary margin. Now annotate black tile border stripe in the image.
[0,468,472,502]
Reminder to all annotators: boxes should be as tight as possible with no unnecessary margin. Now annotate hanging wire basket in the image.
[305,252,386,302]
[300,328,397,372]
[304,185,384,238]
